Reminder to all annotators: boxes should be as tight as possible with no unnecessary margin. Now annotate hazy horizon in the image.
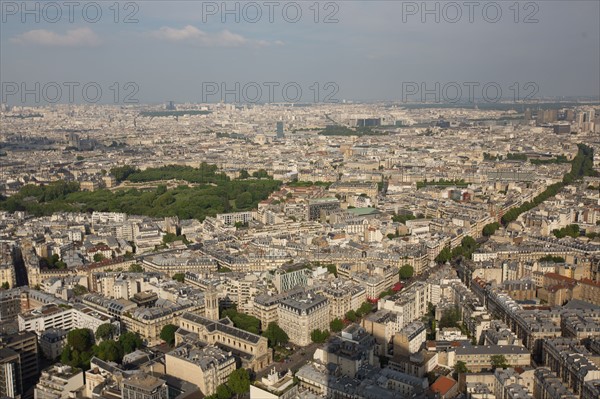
[2,1,599,105]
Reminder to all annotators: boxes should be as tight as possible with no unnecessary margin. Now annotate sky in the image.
[1,0,599,104]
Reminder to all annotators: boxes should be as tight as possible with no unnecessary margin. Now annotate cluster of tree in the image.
[72,284,88,296]
[552,224,580,239]
[330,318,345,332]
[310,329,330,343]
[172,273,185,282]
[125,164,228,184]
[60,328,94,369]
[96,323,118,341]
[160,324,178,346]
[1,282,9,289]
[251,169,270,179]
[7,180,80,203]
[490,354,510,369]
[399,264,414,280]
[41,253,66,270]
[426,303,436,340]
[482,222,501,237]
[319,126,384,136]
[505,153,528,161]
[325,263,338,277]
[435,247,452,264]
[538,255,565,263]
[530,155,569,165]
[61,328,143,369]
[502,144,595,225]
[454,360,470,374]
[216,132,247,141]
[435,236,478,263]
[129,264,144,272]
[439,307,461,329]
[344,302,374,322]
[563,144,597,183]
[204,368,250,399]
[110,165,139,182]
[451,236,478,259]
[387,228,404,240]
[221,308,261,335]
[287,180,331,188]
[483,153,502,161]
[1,174,281,221]
[501,181,563,224]
[262,322,289,348]
[392,212,424,224]
[162,232,189,244]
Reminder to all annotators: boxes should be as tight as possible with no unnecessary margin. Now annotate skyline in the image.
[1,1,599,104]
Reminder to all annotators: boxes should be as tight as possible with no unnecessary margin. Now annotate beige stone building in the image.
[178,312,271,371]
[321,281,366,321]
[165,344,236,396]
[450,345,531,372]
[278,294,329,347]
[121,303,201,345]
[0,265,15,289]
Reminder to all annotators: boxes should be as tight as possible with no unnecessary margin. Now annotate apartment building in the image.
[216,211,253,225]
[142,253,217,277]
[278,294,329,346]
[542,338,600,396]
[313,325,377,378]
[533,368,577,399]
[178,312,271,371]
[393,320,426,357]
[34,364,84,399]
[582,380,600,399]
[273,268,309,293]
[0,266,15,290]
[0,289,22,322]
[307,198,340,221]
[166,344,235,396]
[122,374,168,399]
[379,281,435,329]
[39,329,68,361]
[362,310,402,356]
[450,345,531,372]
[321,281,366,321]
[252,287,321,329]
[352,265,398,299]
[0,331,39,391]
[18,303,114,338]
[0,348,21,399]
[121,304,190,345]
[17,305,73,335]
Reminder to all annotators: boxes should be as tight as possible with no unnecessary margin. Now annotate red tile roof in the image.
[431,376,457,396]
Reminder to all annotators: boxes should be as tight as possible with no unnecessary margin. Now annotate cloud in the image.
[10,27,101,47]
[149,25,277,47]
